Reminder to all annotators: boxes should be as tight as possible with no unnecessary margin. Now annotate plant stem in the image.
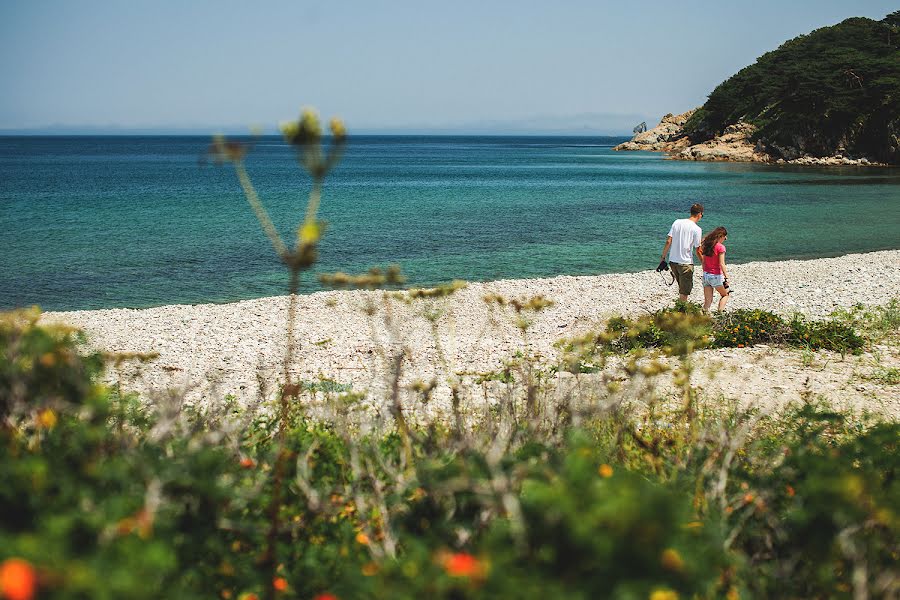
[235,162,288,259]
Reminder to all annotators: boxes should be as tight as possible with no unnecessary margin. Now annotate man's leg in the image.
[673,264,694,301]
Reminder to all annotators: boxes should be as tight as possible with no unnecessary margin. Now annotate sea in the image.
[2,135,899,312]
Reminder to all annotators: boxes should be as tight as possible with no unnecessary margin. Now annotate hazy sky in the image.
[0,0,896,134]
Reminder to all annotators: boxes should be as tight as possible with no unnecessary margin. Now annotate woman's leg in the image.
[703,284,714,312]
[715,285,729,311]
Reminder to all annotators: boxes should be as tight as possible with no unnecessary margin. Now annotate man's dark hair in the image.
[690,203,704,216]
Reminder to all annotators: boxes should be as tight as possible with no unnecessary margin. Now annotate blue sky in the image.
[0,0,896,134]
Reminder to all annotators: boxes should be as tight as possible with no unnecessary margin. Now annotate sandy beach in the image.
[42,250,900,418]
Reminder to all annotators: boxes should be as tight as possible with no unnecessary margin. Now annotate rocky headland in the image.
[614,14,899,166]
[614,111,885,166]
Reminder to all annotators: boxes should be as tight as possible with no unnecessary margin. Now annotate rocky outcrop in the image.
[612,110,695,152]
[615,110,887,166]
[676,121,770,162]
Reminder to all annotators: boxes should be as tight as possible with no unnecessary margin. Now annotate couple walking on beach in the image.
[657,203,730,312]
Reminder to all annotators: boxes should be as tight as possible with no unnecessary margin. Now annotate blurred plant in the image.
[208,107,347,598]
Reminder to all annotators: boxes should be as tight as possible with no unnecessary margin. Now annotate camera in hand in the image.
[656,260,669,272]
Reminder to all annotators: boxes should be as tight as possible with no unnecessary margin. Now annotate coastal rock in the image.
[615,110,886,166]
[676,121,771,163]
[612,110,695,152]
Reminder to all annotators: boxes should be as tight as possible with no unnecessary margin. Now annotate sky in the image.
[0,0,896,135]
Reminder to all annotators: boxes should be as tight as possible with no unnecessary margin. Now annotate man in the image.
[659,203,703,301]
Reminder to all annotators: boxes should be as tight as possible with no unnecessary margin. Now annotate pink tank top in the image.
[703,243,725,274]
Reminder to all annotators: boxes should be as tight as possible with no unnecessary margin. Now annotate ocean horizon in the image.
[2,135,899,312]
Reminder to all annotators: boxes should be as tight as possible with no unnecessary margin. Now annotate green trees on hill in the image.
[685,12,900,164]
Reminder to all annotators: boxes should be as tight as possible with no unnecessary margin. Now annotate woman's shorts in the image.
[702,273,725,288]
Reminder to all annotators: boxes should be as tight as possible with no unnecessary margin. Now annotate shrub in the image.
[601,304,712,356]
[788,315,865,354]
[711,308,788,348]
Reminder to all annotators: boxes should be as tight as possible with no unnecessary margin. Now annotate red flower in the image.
[0,559,37,600]
[272,577,288,592]
[313,594,339,600]
[442,552,484,579]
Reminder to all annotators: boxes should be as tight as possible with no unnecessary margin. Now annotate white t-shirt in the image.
[667,218,702,264]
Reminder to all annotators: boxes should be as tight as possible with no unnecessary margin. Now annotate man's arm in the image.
[661,236,672,262]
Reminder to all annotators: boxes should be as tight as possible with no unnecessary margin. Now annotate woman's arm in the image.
[719,250,728,279]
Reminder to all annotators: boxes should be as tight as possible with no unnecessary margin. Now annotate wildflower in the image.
[272,577,288,592]
[743,493,754,504]
[737,344,744,348]
[39,352,55,367]
[785,485,795,497]
[660,548,684,572]
[726,587,740,600]
[329,117,347,140]
[440,552,484,579]
[37,408,57,429]
[239,457,255,469]
[313,594,339,600]
[0,558,37,600]
[649,588,679,600]
[361,562,378,576]
[598,464,614,478]
[355,532,370,545]
[238,594,259,600]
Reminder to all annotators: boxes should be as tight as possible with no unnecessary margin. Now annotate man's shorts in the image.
[670,263,694,296]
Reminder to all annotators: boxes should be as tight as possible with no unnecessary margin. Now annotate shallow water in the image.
[2,135,899,311]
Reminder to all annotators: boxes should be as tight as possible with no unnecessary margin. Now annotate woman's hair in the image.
[701,226,728,256]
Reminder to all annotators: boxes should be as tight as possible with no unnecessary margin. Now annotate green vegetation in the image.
[577,302,873,356]
[684,12,900,164]
[2,311,899,599]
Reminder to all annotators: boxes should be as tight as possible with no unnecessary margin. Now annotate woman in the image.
[700,226,729,312]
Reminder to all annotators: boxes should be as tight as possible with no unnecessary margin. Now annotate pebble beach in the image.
[42,250,900,417]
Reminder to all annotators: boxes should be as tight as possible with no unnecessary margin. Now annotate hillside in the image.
[684,12,900,164]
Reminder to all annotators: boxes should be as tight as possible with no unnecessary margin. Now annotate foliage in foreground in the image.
[1,311,899,599]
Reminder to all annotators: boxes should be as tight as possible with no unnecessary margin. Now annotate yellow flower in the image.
[37,408,57,429]
[355,532,370,545]
[329,117,347,139]
[598,464,614,478]
[649,588,679,600]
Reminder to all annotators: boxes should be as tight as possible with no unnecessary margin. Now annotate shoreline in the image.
[41,250,900,416]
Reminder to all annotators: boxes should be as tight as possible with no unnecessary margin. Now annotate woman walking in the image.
[701,226,730,312]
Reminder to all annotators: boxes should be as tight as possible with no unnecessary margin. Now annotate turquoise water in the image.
[2,135,899,311]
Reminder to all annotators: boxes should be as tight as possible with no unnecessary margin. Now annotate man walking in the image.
[659,203,703,301]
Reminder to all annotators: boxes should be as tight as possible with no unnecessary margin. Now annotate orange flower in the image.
[313,594,339,600]
[598,464,614,478]
[660,548,684,572]
[239,457,255,469]
[737,344,744,348]
[441,552,484,579]
[0,558,37,600]
[272,577,288,592]
[355,532,370,545]
[743,493,754,504]
[785,485,795,498]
